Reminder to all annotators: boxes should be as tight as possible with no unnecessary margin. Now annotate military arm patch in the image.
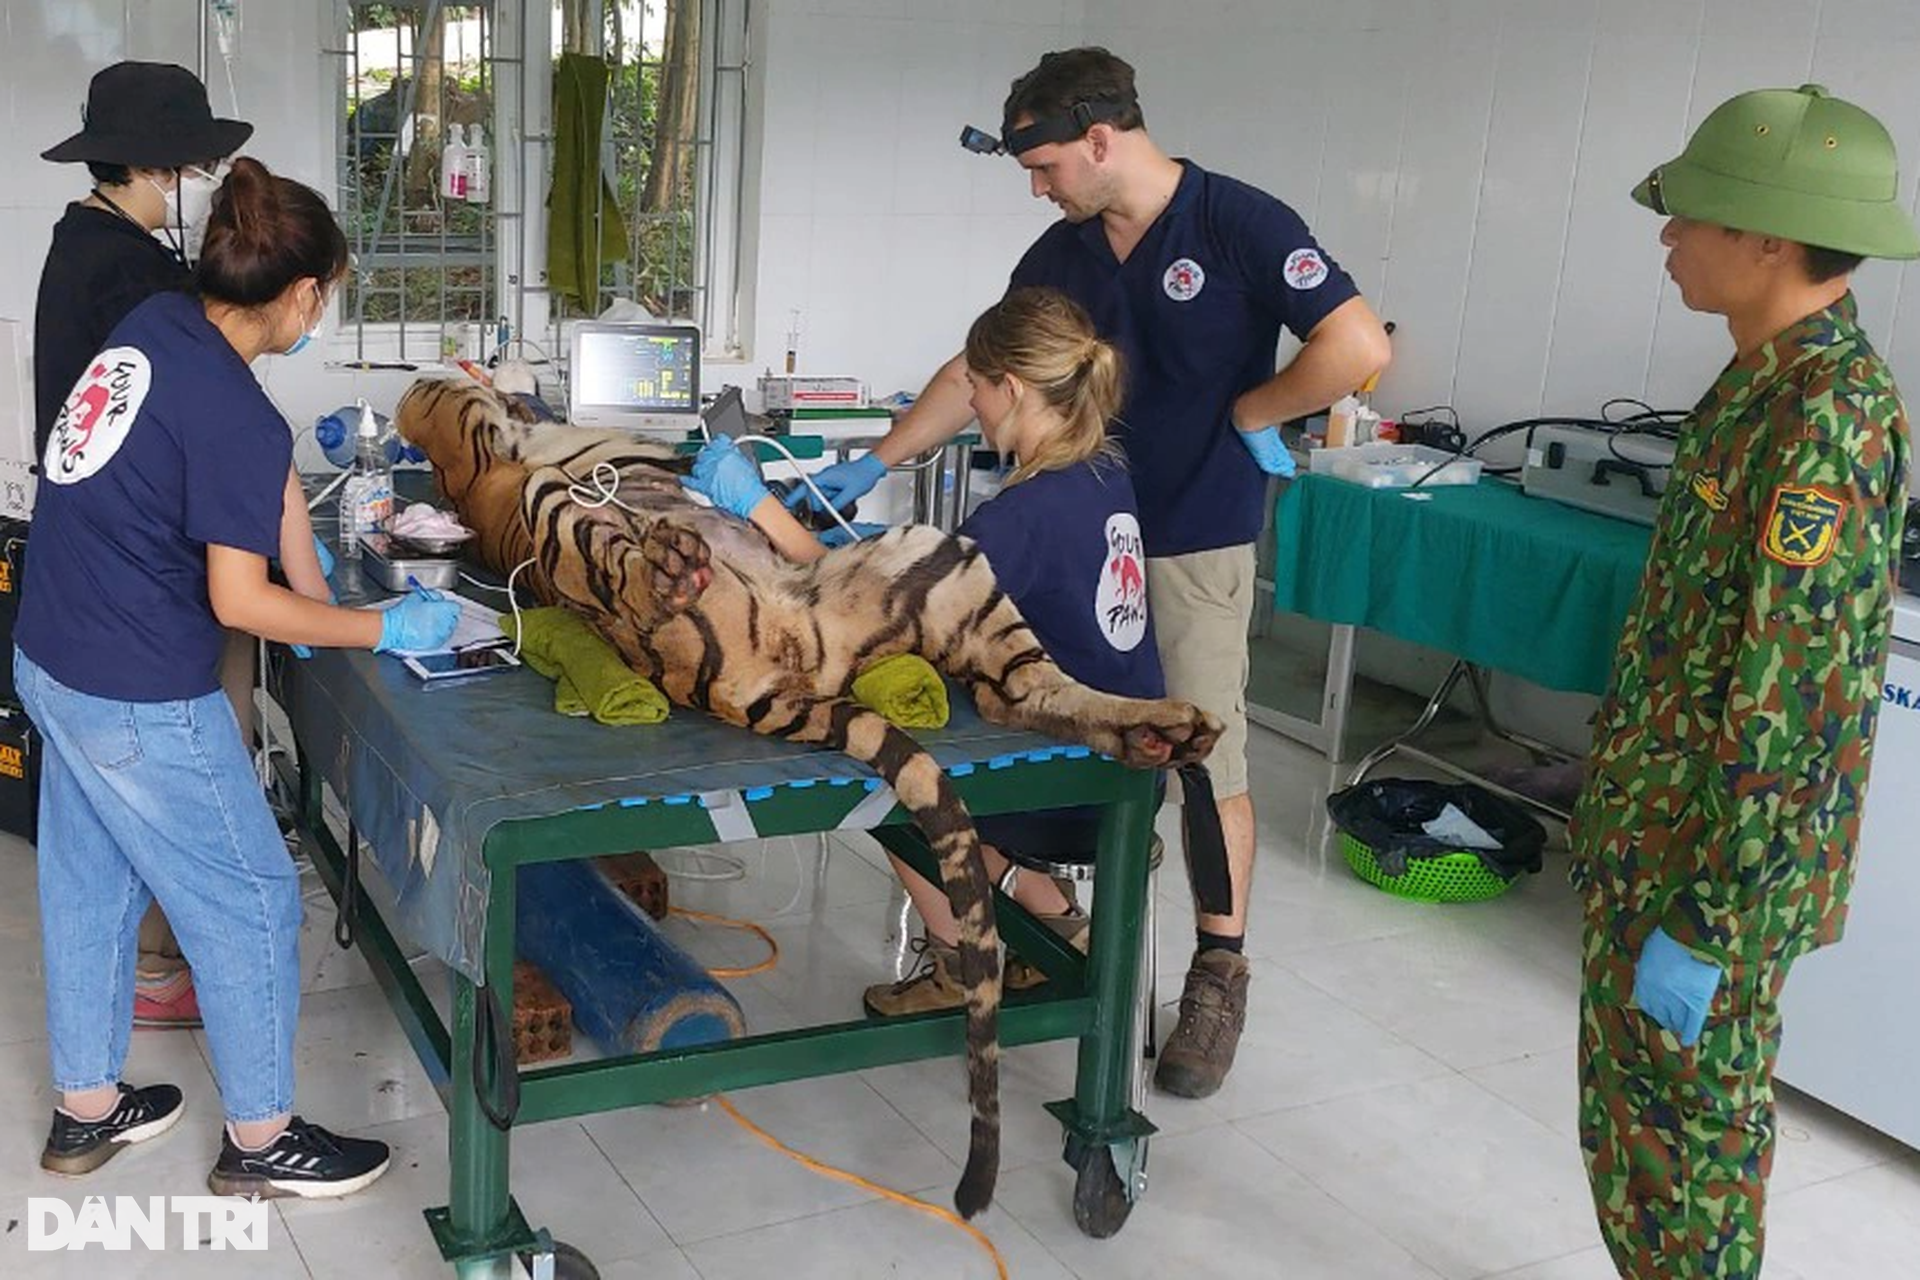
[1760,485,1846,567]
[1691,473,1730,512]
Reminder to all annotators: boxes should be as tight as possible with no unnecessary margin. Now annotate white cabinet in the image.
[1776,594,1920,1150]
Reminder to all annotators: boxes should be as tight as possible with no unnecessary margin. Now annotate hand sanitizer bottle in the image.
[338,401,395,559]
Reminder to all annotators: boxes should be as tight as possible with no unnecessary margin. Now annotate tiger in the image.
[393,377,1221,1217]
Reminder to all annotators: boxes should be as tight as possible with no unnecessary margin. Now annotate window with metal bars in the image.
[335,1,750,362]
[337,1,498,357]
[557,0,700,322]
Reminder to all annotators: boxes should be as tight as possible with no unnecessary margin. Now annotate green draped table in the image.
[1265,473,1654,813]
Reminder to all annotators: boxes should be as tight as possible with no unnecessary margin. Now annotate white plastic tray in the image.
[1309,442,1482,489]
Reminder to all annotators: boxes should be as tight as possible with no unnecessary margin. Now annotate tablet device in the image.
[402,644,522,684]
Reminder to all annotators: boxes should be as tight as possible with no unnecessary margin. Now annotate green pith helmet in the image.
[1632,84,1920,260]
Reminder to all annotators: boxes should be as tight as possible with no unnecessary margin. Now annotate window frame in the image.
[327,0,757,366]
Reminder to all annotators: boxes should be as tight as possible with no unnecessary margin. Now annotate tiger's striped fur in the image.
[394,378,1221,1217]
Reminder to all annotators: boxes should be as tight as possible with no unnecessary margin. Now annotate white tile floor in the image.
[0,725,1914,1278]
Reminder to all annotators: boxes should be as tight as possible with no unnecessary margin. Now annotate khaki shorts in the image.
[1147,544,1255,799]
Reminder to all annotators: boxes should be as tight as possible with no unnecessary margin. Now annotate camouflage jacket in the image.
[1571,294,1911,967]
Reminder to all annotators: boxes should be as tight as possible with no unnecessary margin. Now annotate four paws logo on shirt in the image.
[1094,513,1149,652]
[1284,247,1329,290]
[46,346,151,484]
[1162,258,1206,301]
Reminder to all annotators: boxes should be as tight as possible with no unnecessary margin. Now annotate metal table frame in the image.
[1341,658,1577,823]
[286,739,1160,1276]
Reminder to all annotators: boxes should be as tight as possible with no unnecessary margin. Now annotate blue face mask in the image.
[283,288,325,356]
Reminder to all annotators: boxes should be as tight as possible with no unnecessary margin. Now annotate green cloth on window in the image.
[500,608,670,726]
[547,52,628,309]
[851,653,950,729]
[1269,474,1653,695]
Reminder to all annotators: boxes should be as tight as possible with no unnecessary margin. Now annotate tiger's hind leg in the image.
[889,533,1222,767]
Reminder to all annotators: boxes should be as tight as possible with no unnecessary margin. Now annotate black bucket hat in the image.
[41,62,252,168]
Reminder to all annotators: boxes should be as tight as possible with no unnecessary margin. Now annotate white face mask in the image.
[150,162,227,264]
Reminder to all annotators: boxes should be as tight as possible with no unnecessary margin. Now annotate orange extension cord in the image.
[668,905,779,977]
[678,905,1009,1278]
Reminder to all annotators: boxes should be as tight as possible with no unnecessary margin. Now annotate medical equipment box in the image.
[0,702,39,842]
[358,533,464,593]
[1309,442,1482,489]
[1521,424,1675,526]
[757,375,869,411]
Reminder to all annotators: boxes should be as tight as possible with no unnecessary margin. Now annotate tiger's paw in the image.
[1114,703,1221,769]
[643,521,712,611]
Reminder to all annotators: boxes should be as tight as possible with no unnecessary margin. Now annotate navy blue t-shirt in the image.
[958,458,1164,701]
[1009,160,1359,556]
[17,292,291,702]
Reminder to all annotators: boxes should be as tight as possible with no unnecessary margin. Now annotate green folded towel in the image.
[852,654,949,729]
[500,608,670,726]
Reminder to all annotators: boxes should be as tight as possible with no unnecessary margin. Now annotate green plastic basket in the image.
[1337,831,1518,903]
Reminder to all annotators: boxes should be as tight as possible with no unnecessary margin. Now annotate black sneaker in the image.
[207,1116,391,1200]
[41,1082,185,1175]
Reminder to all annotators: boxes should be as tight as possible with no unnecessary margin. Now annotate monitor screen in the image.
[569,323,701,423]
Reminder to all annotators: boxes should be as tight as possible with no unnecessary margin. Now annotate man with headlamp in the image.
[797,47,1392,1098]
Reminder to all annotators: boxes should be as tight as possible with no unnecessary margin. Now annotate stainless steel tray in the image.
[357,533,462,592]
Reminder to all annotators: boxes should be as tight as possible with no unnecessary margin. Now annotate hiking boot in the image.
[41,1082,185,1176]
[1006,906,1092,991]
[207,1116,391,1200]
[863,938,967,1017]
[133,970,203,1030]
[1154,949,1251,1099]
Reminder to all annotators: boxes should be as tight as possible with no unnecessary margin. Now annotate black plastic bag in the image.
[1326,778,1546,879]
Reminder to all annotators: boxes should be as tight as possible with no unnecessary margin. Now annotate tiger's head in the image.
[394,379,543,578]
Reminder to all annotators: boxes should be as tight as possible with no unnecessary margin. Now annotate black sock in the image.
[1196,929,1244,956]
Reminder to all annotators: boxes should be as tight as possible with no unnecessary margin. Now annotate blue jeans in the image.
[16,649,299,1122]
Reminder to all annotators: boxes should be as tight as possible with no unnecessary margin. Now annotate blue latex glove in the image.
[817,521,889,548]
[1236,421,1297,478]
[1633,926,1724,1047]
[684,434,771,519]
[374,589,462,654]
[288,535,339,659]
[784,452,886,514]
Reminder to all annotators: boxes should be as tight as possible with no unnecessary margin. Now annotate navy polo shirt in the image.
[1008,160,1358,556]
[17,292,291,702]
[958,457,1165,701]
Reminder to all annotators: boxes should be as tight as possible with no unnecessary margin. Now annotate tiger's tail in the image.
[786,696,1001,1218]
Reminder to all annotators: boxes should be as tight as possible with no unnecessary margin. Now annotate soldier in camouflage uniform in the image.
[1569,85,1916,1279]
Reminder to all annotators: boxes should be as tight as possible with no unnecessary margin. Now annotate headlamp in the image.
[957,97,1136,158]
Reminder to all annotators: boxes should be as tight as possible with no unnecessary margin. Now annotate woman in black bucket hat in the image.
[34,61,253,457]
[31,62,275,1035]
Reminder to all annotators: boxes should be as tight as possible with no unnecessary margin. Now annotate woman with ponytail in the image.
[683,287,1165,1015]
[15,157,456,1197]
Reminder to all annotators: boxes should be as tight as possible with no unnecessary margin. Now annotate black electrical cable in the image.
[474,982,521,1131]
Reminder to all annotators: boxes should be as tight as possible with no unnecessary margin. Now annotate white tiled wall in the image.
[1086,0,1920,429]
[6,0,1917,432]
[728,0,1087,394]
